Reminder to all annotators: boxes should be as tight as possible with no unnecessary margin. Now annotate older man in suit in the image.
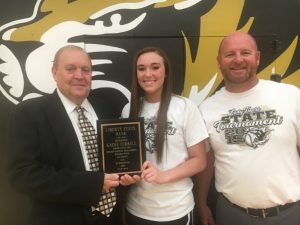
[7,45,133,225]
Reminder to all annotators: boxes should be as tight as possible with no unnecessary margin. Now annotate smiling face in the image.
[136,51,166,102]
[52,46,92,105]
[217,32,260,92]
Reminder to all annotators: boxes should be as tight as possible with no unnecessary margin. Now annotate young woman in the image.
[124,47,208,225]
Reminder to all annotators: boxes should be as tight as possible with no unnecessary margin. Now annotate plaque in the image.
[97,118,145,175]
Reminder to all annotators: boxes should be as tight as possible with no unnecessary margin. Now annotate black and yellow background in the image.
[0,0,299,224]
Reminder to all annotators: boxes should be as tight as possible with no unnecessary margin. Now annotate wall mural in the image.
[0,0,299,224]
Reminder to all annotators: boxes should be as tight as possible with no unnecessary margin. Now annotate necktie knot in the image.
[76,106,95,136]
[76,106,84,117]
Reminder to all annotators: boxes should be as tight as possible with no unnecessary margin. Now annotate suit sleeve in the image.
[7,99,104,206]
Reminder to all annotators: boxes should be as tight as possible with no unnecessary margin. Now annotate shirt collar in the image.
[56,89,90,114]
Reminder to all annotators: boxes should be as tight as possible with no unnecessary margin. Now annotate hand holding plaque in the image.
[97,118,146,175]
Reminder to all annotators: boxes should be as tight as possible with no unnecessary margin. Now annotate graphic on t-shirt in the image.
[213,106,283,149]
[144,117,176,153]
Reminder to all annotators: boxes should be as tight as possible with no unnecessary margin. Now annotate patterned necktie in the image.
[76,106,117,217]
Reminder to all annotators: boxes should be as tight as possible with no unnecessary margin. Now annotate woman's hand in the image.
[141,161,165,184]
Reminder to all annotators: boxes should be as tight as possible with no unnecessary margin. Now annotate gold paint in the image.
[7,0,300,90]
[10,0,142,42]
[182,0,248,97]
[258,36,300,87]
[282,70,300,87]
[154,0,184,8]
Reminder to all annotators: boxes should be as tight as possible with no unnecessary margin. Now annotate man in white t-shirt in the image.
[196,32,300,225]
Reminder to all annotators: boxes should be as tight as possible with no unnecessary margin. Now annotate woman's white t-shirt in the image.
[126,95,208,221]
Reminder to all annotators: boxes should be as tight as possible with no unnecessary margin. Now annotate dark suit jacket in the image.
[7,90,128,225]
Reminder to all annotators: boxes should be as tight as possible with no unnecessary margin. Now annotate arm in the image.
[195,148,216,225]
[7,100,118,205]
[142,141,207,184]
[103,174,120,192]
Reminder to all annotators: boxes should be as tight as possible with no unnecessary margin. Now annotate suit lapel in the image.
[44,92,85,171]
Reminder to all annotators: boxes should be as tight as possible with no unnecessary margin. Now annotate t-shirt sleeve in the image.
[184,99,208,147]
[296,88,300,148]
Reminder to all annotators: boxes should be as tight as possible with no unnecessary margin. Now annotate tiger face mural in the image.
[1,0,299,108]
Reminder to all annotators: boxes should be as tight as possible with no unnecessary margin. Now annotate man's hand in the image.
[199,205,216,225]
[102,174,119,192]
[119,174,141,186]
